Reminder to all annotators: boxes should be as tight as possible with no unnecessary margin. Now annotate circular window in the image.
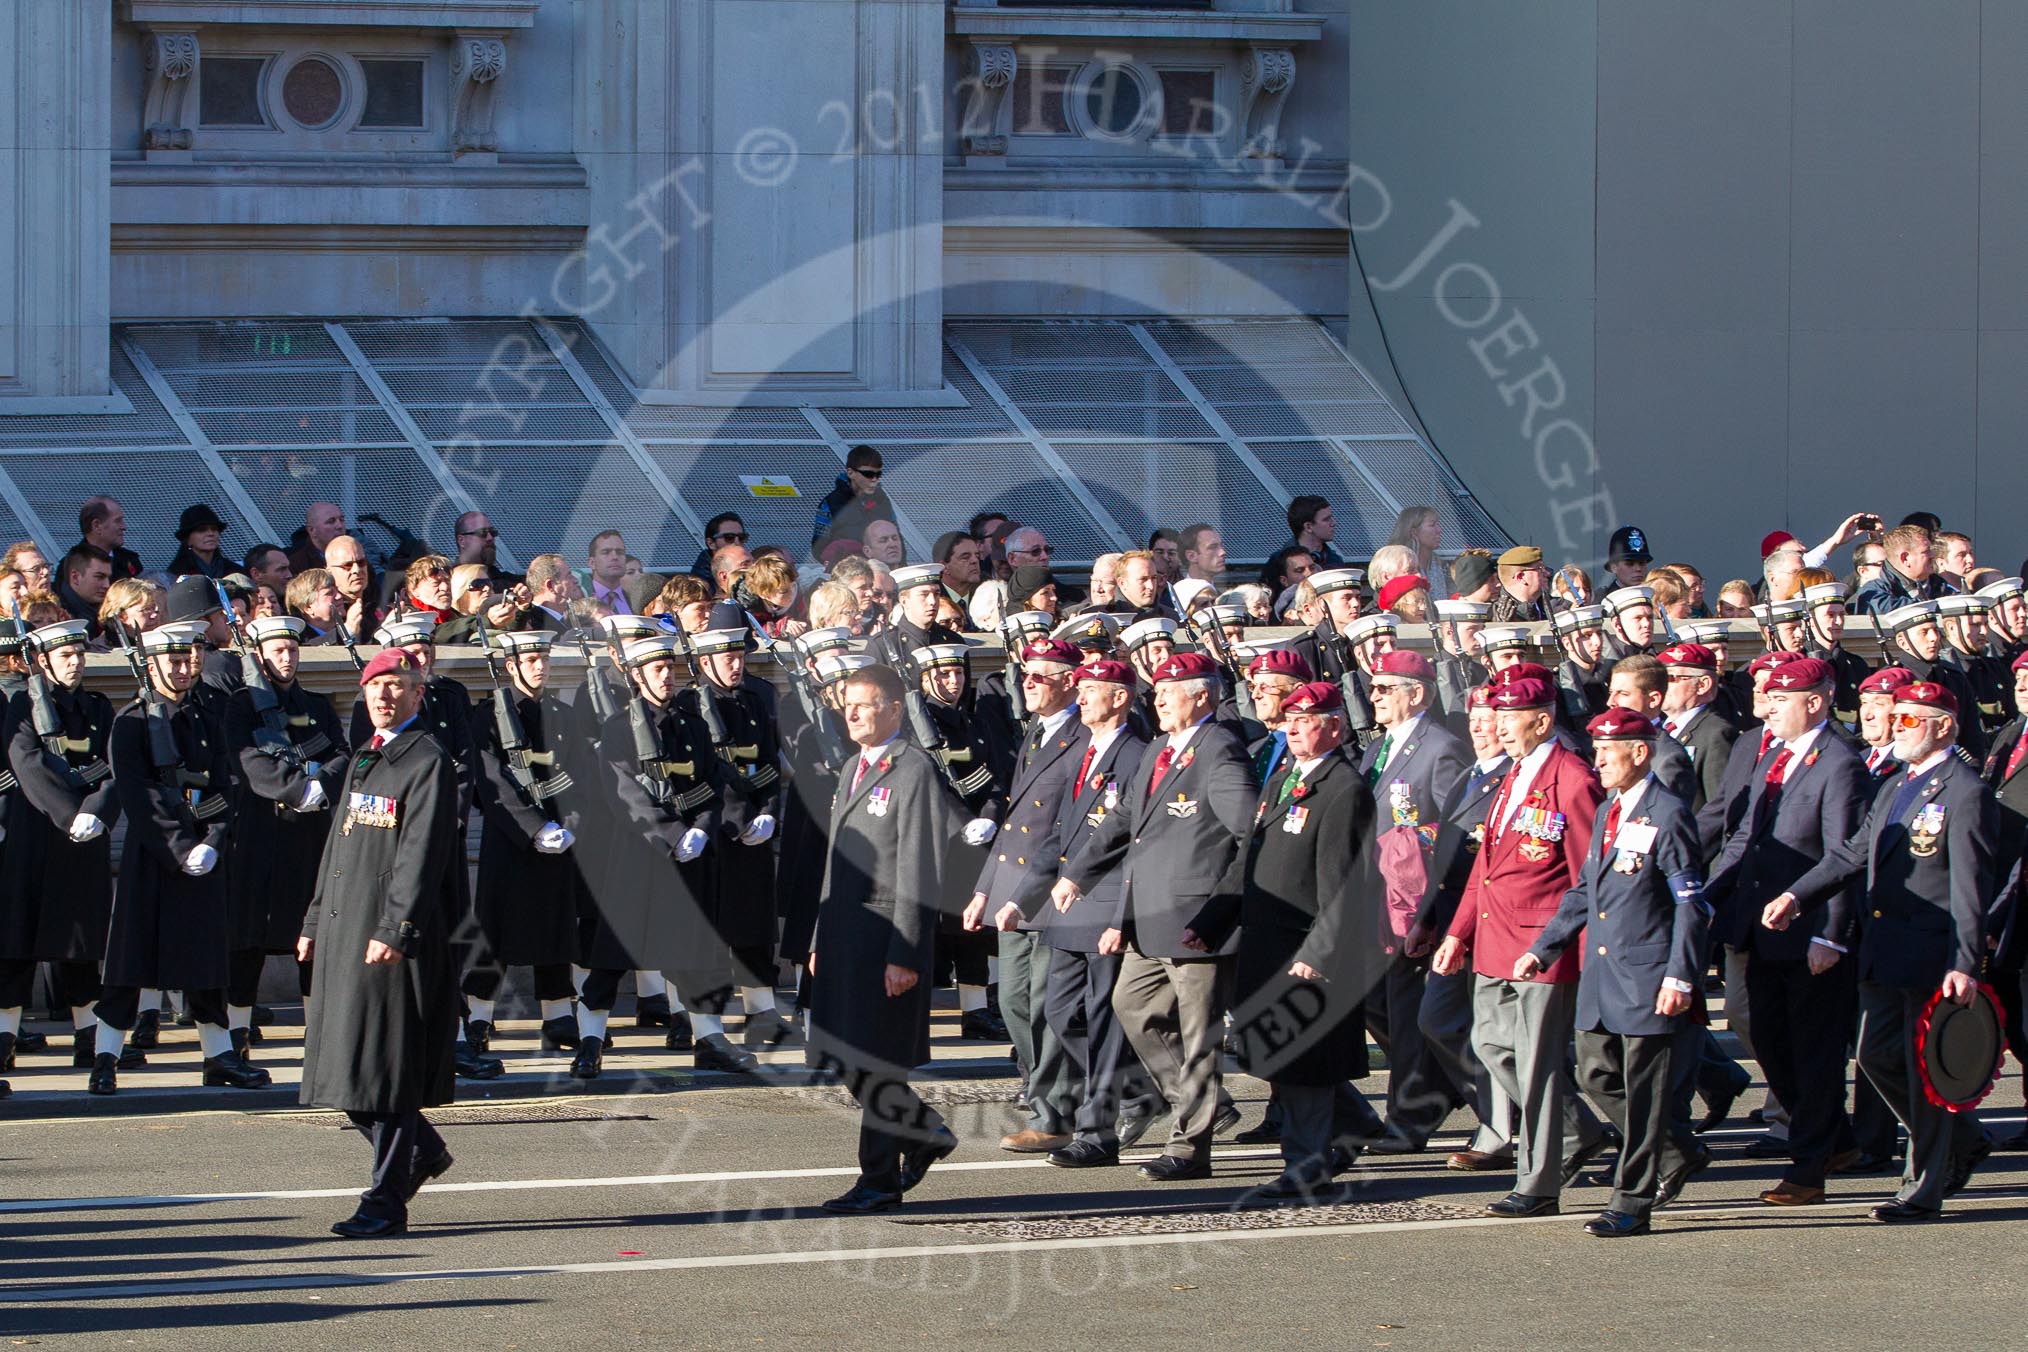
[1082,65,1144,139]
[281,57,345,129]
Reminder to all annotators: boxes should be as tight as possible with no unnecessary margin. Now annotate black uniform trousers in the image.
[227,950,314,1007]
[0,959,101,1010]
[1041,947,1162,1146]
[1747,955,1859,1187]
[1576,1028,1682,1219]
[461,960,577,1005]
[828,1063,948,1195]
[97,984,226,1030]
[344,1110,448,1222]
[1364,952,1465,1143]
[580,967,731,1016]
[1856,981,1986,1210]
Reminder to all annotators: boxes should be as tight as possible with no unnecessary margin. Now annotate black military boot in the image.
[130,1008,160,1049]
[464,1019,493,1057]
[12,1029,45,1054]
[230,1026,256,1065]
[118,1043,147,1069]
[455,1046,504,1079]
[71,1028,94,1069]
[569,1035,604,1080]
[540,1014,582,1051]
[87,1053,119,1095]
[202,1050,273,1089]
[0,1031,14,1072]
[664,1010,693,1051]
[634,991,672,1028]
[741,1008,801,1050]
[694,1032,761,1075]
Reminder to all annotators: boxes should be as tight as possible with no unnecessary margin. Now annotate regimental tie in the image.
[1367,731,1393,787]
[1277,767,1303,805]
[1072,743,1096,801]
[2006,733,2028,781]
[1601,795,1622,857]
[1147,745,1176,796]
[1753,746,1793,834]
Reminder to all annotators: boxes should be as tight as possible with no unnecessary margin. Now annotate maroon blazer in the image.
[1447,743,1603,984]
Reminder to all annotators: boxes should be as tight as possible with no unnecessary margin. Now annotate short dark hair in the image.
[588,529,625,554]
[843,662,905,704]
[243,543,286,573]
[62,543,112,580]
[1899,511,1943,534]
[934,530,973,563]
[846,445,882,472]
[78,495,120,536]
[1287,495,1331,536]
[1612,653,1667,698]
[704,512,744,539]
[967,511,1008,538]
[1148,527,1180,549]
[1264,544,1314,588]
[1180,522,1218,555]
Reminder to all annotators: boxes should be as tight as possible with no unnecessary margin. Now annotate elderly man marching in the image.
[299,647,462,1238]
[1514,710,1712,1236]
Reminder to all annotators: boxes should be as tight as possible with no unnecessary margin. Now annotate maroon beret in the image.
[1489,676,1555,709]
[1764,656,1834,692]
[1657,642,1717,671]
[1468,684,1495,709]
[1246,648,1314,681]
[1281,681,1345,715]
[1494,661,1556,686]
[1075,658,1134,686]
[1859,666,1916,696]
[1374,649,1436,682]
[1151,652,1219,683]
[1895,681,1958,716]
[1747,649,1805,677]
[359,647,420,687]
[1587,709,1657,741]
[1020,638,1082,669]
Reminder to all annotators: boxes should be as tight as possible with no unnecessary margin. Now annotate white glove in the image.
[739,813,777,846]
[68,812,105,843]
[675,827,709,863]
[297,780,328,813]
[183,843,219,876]
[535,822,575,854]
[962,818,998,846]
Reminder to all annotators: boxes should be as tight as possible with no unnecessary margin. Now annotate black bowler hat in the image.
[176,503,228,539]
[1916,984,2006,1111]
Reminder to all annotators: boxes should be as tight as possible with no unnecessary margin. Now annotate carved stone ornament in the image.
[142,29,200,151]
[1238,46,1295,159]
[961,41,1017,157]
[450,32,508,154]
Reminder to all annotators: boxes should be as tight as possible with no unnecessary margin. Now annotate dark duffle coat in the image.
[468,688,583,966]
[105,696,234,990]
[810,739,959,1072]
[584,698,726,973]
[1190,749,1384,1087]
[777,707,850,964]
[682,679,782,957]
[224,681,349,954]
[299,725,461,1114]
[0,684,119,962]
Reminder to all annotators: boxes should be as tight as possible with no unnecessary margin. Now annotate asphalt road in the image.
[4,1063,2028,1350]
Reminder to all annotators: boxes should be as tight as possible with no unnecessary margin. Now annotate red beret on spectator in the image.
[1075,658,1134,686]
[1764,656,1834,692]
[1281,681,1344,715]
[1374,649,1436,682]
[1761,530,1798,559]
[1587,709,1657,741]
[1019,638,1081,670]
[1468,684,1495,709]
[359,647,420,686]
[1494,661,1556,686]
[1859,666,1916,696]
[1657,642,1717,671]
[1246,648,1314,681]
[1894,682,1958,716]
[1489,676,1554,709]
[1151,652,1219,683]
[1747,649,1804,677]
[1376,574,1429,612]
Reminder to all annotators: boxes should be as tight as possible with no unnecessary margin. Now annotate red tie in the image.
[852,756,869,792]
[2007,736,2028,781]
[1072,744,1097,801]
[1752,747,1794,833]
[1487,764,1520,841]
[1601,797,1622,857]
[370,732,386,752]
[1148,745,1176,796]
[1757,728,1775,761]
[1765,747,1794,787]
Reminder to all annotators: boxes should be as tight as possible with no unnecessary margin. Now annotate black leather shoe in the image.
[1870,1200,1941,1223]
[87,1053,118,1095]
[1945,1138,1993,1197]
[569,1035,604,1080]
[821,1184,901,1214]
[402,1151,454,1203]
[0,1079,9,1099]
[245,1024,264,1047]
[455,1047,504,1080]
[1996,1129,2028,1152]
[1116,1111,1159,1152]
[900,1124,959,1192]
[130,1009,160,1050]
[1485,1192,1559,1218]
[230,1026,256,1065]
[694,1033,761,1075]
[1048,1139,1120,1169]
[959,1009,1008,1041]
[1327,1143,1362,1175]
[1584,1209,1650,1237]
[742,1009,802,1049]
[202,1052,272,1089]
[463,1020,493,1057]
[664,1011,694,1051]
[1210,1101,1242,1137]
[1138,1154,1211,1182]
[1256,1170,1333,1202]
[13,1030,46,1054]
[331,1212,408,1239]
[1233,1118,1283,1145]
[117,1044,146,1070]
[1364,1128,1424,1155]
[1561,1134,1613,1188]
[1741,1134,1793,1158]
[634,992,672,1028]
[70,1029,94,1068]
[0,1032,14,1071]
[1832,1151,1893,1174]
[540,1015,582,1051]
[1654,1146,1713,1209]
[252,1004,274,1027]
[1695,1080,1744,1133]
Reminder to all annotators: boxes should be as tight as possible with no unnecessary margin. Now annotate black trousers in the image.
[1041,946,1162,1146]
[1576,1027,1681,1219]
[0,958,102,1011]
[1856,981,1986,1210]
[580,968,730,1016]
[932,926,992,988]
[227,949,313,1008]
[461,961,576,1005]
[838,1066,947,1194]
[97,985,226,1031]
[344,1110,447,1222]
[1363,952,1465,1144]
[1748,954,1858,1187]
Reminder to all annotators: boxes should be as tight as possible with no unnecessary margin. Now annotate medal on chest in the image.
[1282,804,1309,835]
[1388,780,1418,828]
[866,785,892,817]
[1166,794,1200,819]
[1909,801,1946,858]
[341,790,399,834]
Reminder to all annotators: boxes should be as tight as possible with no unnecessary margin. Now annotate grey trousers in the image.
[1471,976,1602,1197]
[999,929,1073,1133]
[1114,947,1230,1164]
[1576,1028,1682,1218]
[1418,967,1515,1153]
[1857,981,1986,1210]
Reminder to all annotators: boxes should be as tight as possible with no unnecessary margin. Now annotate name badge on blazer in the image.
[1614,821,1657,855]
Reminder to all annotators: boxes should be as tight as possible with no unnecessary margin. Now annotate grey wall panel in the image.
[1975,332,2028,575]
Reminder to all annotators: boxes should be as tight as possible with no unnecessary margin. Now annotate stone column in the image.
[0,0,114,412]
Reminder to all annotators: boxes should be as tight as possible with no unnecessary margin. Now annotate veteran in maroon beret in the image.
[1433,673,1609,1217]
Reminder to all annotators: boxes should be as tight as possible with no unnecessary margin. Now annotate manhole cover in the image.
[796,1078,1024,1109]
[904,1198,1475,1239]
[283,1100,655,1128]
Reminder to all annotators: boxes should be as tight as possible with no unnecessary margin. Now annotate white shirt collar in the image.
[1039,705,1077,739]
[1294,754,1329,778]
[1085,723,1126,760]
[1909,747,1950,776]
[1166,713,1212,753]
[1781,722,1826,762]
[1667,703,1704,737]
[1612,773,1655,819]
[859,733,900,769]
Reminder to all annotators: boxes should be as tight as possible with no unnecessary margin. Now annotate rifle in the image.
[996,620,1029,724]
[568,601,620,726]
[1325,625,1378,743]
[8,597,60,744]
[108,618,182,773]
[1172,582,1256,722]
[905,685,972,801]
[475,613,568,808]
[745,612,848,767]
[214,579,300,768]
[331,617,365,671]
[678,630,731,748]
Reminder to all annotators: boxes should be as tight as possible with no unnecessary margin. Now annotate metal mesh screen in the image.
[820,353,1013,441]
[0,348,188,449]
[218,446,457,560]
[414,406,614,444]
[432,445,698,571]
[1244,440,1400,558]
[1048,441,1287,559]
[0,451,260,570]
[1347,440,1507,551]
[867,441,1119,560]
[0,491,39,552]
[641,443,841,556]
[344,320,551,367]
[128,323,344,371]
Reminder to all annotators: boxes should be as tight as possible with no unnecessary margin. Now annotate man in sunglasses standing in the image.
[691,514,748,581]
[812,446,895,557]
